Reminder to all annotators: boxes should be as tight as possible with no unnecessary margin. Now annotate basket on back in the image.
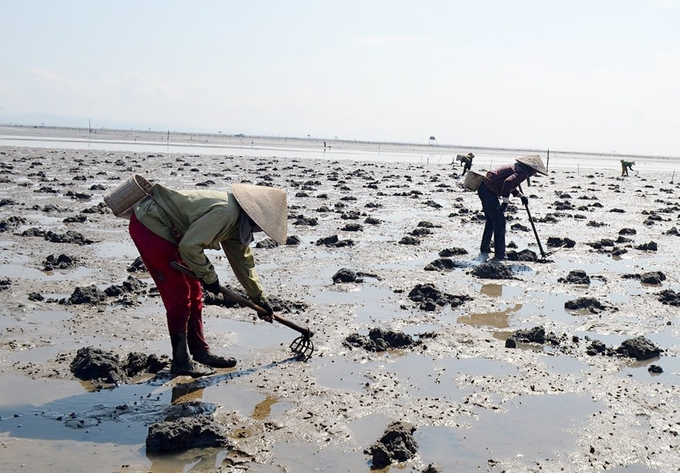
[104,174,152,219]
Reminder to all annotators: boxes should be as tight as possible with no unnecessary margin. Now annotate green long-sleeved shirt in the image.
[132,184,264,301]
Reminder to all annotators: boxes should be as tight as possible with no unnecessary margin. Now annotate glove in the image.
[499,202,508,213]
[256,296,274,323]
[203,279,221,295]
[520,195,529,206]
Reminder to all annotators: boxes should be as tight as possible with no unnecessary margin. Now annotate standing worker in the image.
[129,182,288,377]
[456,152,475,175]
[477,155,548,260]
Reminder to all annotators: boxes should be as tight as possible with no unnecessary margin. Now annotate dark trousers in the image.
[478,182,505,257]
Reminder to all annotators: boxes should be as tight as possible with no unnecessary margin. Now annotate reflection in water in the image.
[252,395,279,420]
[480,283,503,297]
[457,303,523,329]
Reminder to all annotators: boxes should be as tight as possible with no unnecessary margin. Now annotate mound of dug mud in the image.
[408,283,472,311]
[146,415,231,453]
[471,262,515,279]
[70,346,168,385]
[344,328,420,352]
[367,421,418,468]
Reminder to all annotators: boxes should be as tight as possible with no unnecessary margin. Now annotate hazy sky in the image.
[1,0,679,156]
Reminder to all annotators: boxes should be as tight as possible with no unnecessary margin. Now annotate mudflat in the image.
[0,134,679,472]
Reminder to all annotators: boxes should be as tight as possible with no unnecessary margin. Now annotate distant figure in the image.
[455,152,475,175]
[621,160,635,176]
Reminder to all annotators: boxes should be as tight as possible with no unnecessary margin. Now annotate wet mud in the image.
[2,137,680,472]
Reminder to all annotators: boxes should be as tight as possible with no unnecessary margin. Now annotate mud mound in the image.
[70,347,167,384]
[558,270,591,285]
[505,326,563,348]
[146,415,230,453]
[658,289,680,306]
[62,285,107,305]
[547,236,576,248]
[470,262,515,279]
[506,249,538,261]
[424,258,466,271]
[344,328,420,352]
[616,336,663,361]
[42,254,78,271]
[438,247,468,257]
[126,256,147,273]
[367,421,418,468]
[315,235,354,247]
[408,283,472,311]
[564,297,611,313]
[623,271,666,284]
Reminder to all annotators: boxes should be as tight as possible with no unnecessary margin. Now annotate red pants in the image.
[129,214,208,353]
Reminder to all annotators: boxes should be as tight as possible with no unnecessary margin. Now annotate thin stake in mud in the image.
[170,261,314,360]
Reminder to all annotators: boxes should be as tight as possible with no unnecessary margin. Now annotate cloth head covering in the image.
[232,183,288,244]
[516,155,548,175]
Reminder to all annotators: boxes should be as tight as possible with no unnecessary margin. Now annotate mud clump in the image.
[471,262,515,280]
[315,235,354,247]
[623,271,666,284]
[408,283,472,311]
[42,254,78,271]
[344,328,420,352]
[367,421,418,468]
[505,326,562,348]
[506,249,538,261]
[62,285,107,305]
[586,336,663,360]
[45,230,95,245]
[126,256,147,273]
[439,247,468,257]
[547,236,576,248]
[564,297,610,313]
[333,268,361,283]
[658,289,680,306]
[424,258,465,271]
[146,415,230,453]
[558,269,591,285]
[70,347,168,384]
[616,336,662,361]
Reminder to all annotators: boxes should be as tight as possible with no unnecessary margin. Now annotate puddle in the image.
[95,240,142,259]
[0,263,95,281]
[457,303,523,329]
[540,353,589,375]
[416,393,602,470]
[479,283,524,299]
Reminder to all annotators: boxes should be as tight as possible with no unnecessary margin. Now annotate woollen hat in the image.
[232,183,288,244]
[516,155,548,175]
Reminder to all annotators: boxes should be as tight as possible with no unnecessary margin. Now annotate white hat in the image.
[516,155,548,175]
[232,183,288,244]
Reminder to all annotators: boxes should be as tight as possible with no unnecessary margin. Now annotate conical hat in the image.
[516,155,548,175]
[232,184,288,244]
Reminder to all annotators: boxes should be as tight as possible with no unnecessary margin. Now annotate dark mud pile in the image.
[1,139,680,472]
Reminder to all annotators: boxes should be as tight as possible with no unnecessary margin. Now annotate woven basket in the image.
[104,174,152,218]
[463,170,484,191]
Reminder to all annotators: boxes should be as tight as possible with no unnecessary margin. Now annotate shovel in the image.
[518,185,547,259]
[170,261,314,360]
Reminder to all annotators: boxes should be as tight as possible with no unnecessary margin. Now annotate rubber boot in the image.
[170,332,214,377]
[193,349,237,368]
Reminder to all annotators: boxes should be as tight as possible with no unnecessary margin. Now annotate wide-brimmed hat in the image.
[516,155,548,175]
[232,183,288,244]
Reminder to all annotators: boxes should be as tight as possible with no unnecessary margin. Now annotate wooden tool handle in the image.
[170,261,313,338]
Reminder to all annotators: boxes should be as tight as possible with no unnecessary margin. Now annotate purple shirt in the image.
[483,163,530,198]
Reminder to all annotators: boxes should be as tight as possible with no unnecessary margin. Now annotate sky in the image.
[1,0,680,156]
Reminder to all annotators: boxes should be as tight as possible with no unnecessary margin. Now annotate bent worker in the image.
[621,160,635,176]
[477,155,547,260]
[129,182,288,377]
[456,152,475,175]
